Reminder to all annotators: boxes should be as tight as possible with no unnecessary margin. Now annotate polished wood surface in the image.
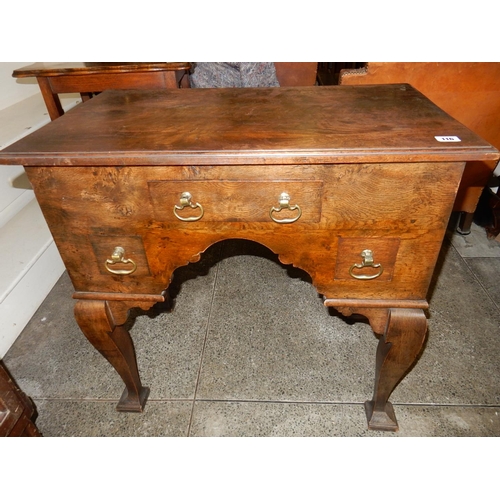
[13,62,191,120]
[274,62,318,86]
[339,62,500,233]
[0,361,41,437]
[1,85,497,431]
[3,85,495,165]
[12,62,191,78]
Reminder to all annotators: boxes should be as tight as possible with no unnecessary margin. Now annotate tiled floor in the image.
[3,218,500,436]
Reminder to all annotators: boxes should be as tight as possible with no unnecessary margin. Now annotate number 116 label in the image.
[435,136,461,142]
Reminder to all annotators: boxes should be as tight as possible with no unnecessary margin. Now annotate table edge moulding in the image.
[0,84,498,432]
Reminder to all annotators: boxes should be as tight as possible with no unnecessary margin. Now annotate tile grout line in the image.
[186,243,224,436]
[463,255,500,314]
[181,398,500,408]
[29,395,500,409]
[451,237,500,314]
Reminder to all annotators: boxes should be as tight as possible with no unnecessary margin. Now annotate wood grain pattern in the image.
[365,308,428,431]
[0,361,41,436]
[12,62,191,78]
[22,161,465,302]
[148,180,323,222]
[1,85,498,430]
[339,62,500,232]
[0,86,497,165]
[74,300,151,412]
[12,62,191,120]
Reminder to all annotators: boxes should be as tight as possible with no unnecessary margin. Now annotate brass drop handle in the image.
[174,192,204,222]
[269,192,302,224]
[349,249,384,280]
[105,247,137,275]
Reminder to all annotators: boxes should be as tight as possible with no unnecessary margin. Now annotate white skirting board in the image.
[0,90,80,358]
[0,200,65,358]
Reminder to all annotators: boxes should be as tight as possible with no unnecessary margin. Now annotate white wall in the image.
[0,62,81,358]
[0,63,40,112]
[0,63,41,229]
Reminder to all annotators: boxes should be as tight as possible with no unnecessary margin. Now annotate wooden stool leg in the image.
[457,211,474,235]
[365,308,427,431]
[74,300,149,412]
[36,77,64,120]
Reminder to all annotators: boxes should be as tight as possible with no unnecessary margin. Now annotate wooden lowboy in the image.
[1,85,497,431]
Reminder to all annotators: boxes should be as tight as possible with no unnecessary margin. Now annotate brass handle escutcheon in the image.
[349,249,384,280]
[174,192,204,222]
[105,247,137,275]
[269,192,302,224]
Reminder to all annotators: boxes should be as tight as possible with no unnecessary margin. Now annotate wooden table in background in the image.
[0,85,497,431]
[12,62,191,120]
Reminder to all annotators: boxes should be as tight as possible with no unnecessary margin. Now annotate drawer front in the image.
[147,180,323,223]
[90,234,151,277]
[25,163,463,299]
[334,238,400,282]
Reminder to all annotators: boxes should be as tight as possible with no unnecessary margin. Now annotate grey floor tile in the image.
[394,242,500,405]
[197,240,377,403]
[3,244,221,401]
[33,399,192,437]
[2,273,123,400]
[130,248,220,399]
[197,240,500,409]
[189,401,500,437]
[463,257,500,308]
[5,231,500,437]
[448,222,500,258]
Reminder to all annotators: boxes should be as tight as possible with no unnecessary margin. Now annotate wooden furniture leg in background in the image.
[365,308,427,431]
[36,76,64,120]
[74,299,152,412]
[0,361,42,436]
[12,62,193,120]
[457,212,475,235]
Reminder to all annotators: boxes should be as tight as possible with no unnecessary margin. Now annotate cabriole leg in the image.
[74,299,149,412]
[365,308,427,431]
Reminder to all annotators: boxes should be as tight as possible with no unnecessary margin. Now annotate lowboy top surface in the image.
[0,84,498,166]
